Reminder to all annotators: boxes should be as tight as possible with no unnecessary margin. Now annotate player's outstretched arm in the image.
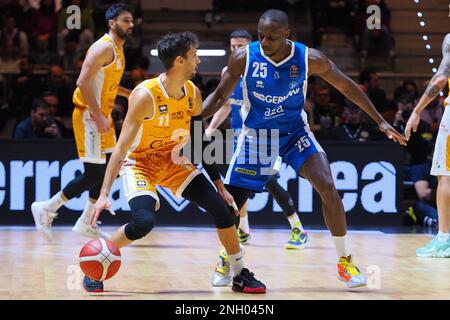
[405,33,449,140]
[308,48,407,146]
[193,87,239,214]
[202,48,246,119]
[76,41,114,133]
[91,88,152,225]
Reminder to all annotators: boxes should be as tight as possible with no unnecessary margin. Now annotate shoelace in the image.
[341,256,360,276]
[289,228,303,242]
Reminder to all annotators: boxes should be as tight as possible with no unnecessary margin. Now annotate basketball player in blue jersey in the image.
[206,29,310,286]
[203,10,406,288]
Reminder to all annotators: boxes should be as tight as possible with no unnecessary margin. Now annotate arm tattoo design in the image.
[426,84,441,98]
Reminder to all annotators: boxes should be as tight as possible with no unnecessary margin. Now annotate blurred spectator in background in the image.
[360,25,394,56]
[10,55,46,119]
[57,0,95,56]
[59,31,84,70]
[30,34,59,70]
[0,13,29,73]
[309,81,343,140]
[331,100,374,141]
[359,68,390,112]
[0,1,27,27]
[121,56,150,90]
[40,90,70,137]
[310,0,355,46]
[13,98,62,139]
[44,64,75,116]
[30,0,58,46]
[394,80,419,101]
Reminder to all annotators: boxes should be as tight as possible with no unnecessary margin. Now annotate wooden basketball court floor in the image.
[0,226,449,300]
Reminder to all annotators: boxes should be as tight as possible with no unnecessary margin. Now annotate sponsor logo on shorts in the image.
[235,167,257,176]
[136,180,147,188]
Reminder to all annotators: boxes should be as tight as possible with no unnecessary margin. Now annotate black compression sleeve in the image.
[190,115,221,182]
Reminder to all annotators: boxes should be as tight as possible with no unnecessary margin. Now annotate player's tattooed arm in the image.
[202,47,246,119]
[413,33,449,112]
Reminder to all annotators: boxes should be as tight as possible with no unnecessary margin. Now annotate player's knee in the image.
[125,212,155,240]
[211,203,235,229]
[318,177,338,200]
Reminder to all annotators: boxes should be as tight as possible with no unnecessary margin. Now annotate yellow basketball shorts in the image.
[120,153,201,210]
[73,107,116,164]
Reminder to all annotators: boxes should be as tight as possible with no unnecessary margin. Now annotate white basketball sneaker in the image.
[31,201,58,241]
[72,216,111,240]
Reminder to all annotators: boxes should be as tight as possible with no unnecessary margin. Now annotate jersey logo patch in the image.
[159,105,168,113]
[136,180,147,188]
[256,80,264,88]
[188,97,193,108]
[290,65,298,78]
[274,71,280,79]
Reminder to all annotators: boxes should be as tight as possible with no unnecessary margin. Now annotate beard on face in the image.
[115,24,132,40]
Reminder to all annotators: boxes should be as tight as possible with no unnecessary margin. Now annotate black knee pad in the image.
[125,195,157,241]
[124,211,155,240]
[212,202,236,229]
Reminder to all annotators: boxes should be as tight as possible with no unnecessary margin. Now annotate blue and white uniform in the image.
[225,40,324,192]
[229,78,244,132]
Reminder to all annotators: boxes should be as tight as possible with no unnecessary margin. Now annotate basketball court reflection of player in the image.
[406,33,450,258]
[31,4,133,241]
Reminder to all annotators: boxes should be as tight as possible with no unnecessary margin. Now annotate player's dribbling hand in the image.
[404,111,420,141]
[91,194,115,226]
[378,120,407,146]
[214,180,240,215]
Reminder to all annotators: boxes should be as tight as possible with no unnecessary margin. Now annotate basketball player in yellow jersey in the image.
[85,32,266,294]
[406,33,450,257]
[31,4,133,241]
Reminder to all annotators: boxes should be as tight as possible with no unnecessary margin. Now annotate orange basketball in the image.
[79,238,121,281]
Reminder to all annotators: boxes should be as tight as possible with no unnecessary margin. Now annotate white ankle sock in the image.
[332,235,349,258]
[45,191,66,212]
[81,201,95,223]
[239,215,250,234]
[437,232,450,243]
[228,250,244,276]
[288,214,304,232]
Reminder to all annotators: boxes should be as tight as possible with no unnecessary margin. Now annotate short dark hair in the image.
[105,4,131,24]
[40,91,57,99]
[31,98,50,112]
[230,29,252,41]
[260,9,289,28]
[359,68,377,84]
[157,32,199,70]
[397,94,415,105]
